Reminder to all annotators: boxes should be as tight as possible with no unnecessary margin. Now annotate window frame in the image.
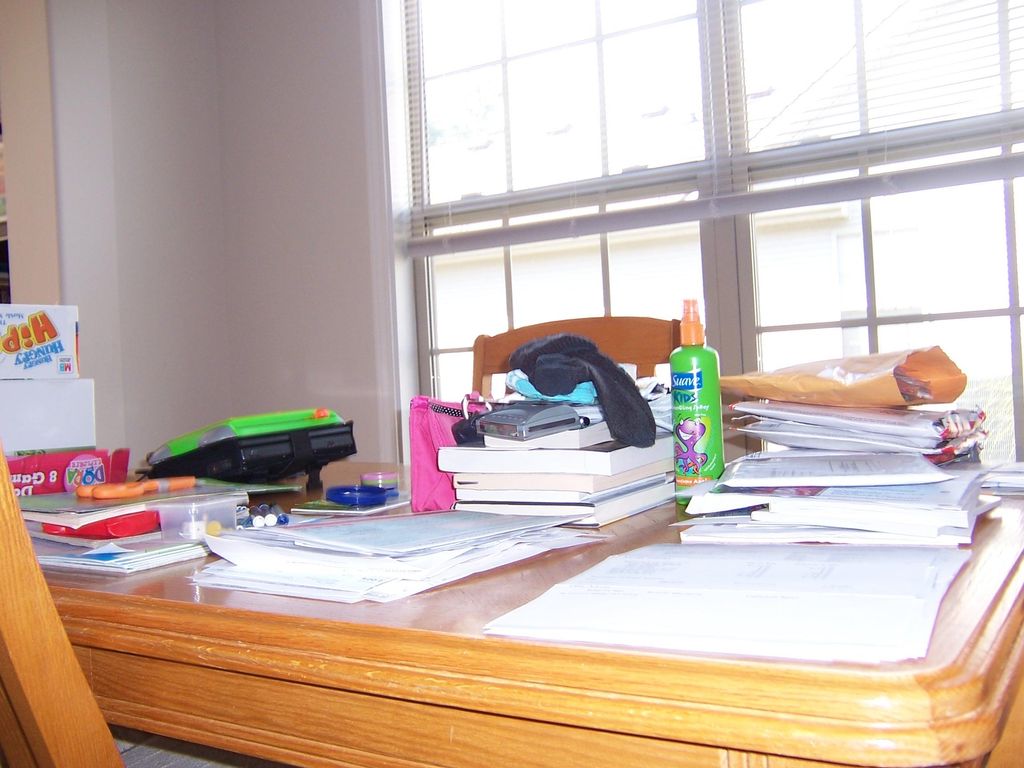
[399,0,1024,459]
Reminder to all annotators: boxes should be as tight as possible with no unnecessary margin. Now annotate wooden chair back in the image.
[472,316,681,399]
[0,452,124,767]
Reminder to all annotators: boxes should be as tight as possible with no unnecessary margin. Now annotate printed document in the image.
[195,511,602,603]
[719,451,951,487]
[484,543,969,663]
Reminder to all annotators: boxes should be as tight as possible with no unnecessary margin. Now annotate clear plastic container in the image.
[154,492,245,540]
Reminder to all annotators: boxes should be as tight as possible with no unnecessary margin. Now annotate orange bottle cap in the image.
[680,299,705,345]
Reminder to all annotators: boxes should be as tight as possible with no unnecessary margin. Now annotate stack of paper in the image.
[17,480,294,530]
[32,537,208,575]
[20,480,297,574]
[484,542,970,663]
[439,430,674,527]
[678,451,996,545]
[192,510,602,603]
[730,400,986,461]
[982,462,1024,495]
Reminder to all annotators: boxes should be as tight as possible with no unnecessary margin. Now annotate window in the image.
[396,0,1024,462]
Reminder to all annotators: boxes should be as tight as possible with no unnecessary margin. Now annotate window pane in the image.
[435,351,473,403]
[742,0,1008,150]
[742,0,859,150]
[1013,1,1024,107]
[507,45,602,189]
[608,223,702,319]
[431,249,507,348]
[1017,178,1024,301]
[862,0,1003,130]
[759,327,869,371]
[509,205,599,226]
[870,182,1009,316]
[604,21,705,174]
[504,0,595,56]
[510,236,604,325]
[425,66,507,203]
[600,0,696,33]
[420,0,502,76]
[752,202,866,327]
[878,316,1013,463]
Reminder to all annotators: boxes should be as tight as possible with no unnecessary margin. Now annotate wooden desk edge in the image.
[55,564,1024,768]
[45,468,1024,768]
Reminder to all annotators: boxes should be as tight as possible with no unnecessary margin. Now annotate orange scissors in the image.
[76,476,196,500]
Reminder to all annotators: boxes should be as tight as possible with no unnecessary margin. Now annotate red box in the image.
[7,448,130,496]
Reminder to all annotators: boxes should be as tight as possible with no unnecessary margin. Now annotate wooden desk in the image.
[44,463,1024,768]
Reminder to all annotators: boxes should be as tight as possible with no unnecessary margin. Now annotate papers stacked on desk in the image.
[18,480,296,530]
[32,536,208,575]
[192,510,601,603]
[678,451,996,545]
[729,400,986,462]
[20,480,297,575]
[484,542,970,663]
[982,462,1024,495]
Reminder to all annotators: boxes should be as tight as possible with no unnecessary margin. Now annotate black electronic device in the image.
[474,402,582,441]
[145,408,356,489]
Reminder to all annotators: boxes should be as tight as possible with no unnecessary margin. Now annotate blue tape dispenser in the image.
[325,485,389,508]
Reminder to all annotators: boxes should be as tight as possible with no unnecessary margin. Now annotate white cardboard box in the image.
[0,304,79,379]
[0,378,96,453]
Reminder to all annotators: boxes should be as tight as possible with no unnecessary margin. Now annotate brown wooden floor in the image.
[112,726,292,768]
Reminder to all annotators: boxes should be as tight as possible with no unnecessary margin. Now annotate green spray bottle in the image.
[670,299,724,493]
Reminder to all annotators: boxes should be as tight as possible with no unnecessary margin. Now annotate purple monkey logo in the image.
[675,418,708,476]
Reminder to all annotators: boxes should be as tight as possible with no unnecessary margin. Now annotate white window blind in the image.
[404,0,1024,258]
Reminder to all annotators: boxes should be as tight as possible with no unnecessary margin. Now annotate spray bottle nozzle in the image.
[680,299,705,346]
[682,299,700,322]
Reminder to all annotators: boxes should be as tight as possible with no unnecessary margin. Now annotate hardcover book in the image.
[455,472,671,503]
[452,459,673,494]
[438,434,673,476]
[454,476,675,528]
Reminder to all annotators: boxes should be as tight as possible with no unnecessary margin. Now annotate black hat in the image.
[509,333,656,447]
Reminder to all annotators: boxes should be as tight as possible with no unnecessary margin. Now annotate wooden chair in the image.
[0,450,124,767]
[0,453,288,768]
[472,316,681,398]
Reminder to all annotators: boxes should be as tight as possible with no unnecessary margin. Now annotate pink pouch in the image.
[409,395,489,513]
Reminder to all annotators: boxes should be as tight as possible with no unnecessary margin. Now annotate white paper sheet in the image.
[720,451,951,487]
[484,543,970,663]
[676,522,974,546]
[194,514,603,603]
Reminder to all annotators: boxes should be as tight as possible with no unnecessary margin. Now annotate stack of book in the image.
[678,451,997,546]
[437,421,675,527]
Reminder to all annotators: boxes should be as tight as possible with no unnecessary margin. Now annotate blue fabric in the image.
[506,369,598,404]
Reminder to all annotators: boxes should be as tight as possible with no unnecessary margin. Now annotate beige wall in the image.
[1,0,407,467]
[0,0,61,303]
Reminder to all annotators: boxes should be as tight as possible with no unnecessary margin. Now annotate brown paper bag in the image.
[719,347,967,407]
